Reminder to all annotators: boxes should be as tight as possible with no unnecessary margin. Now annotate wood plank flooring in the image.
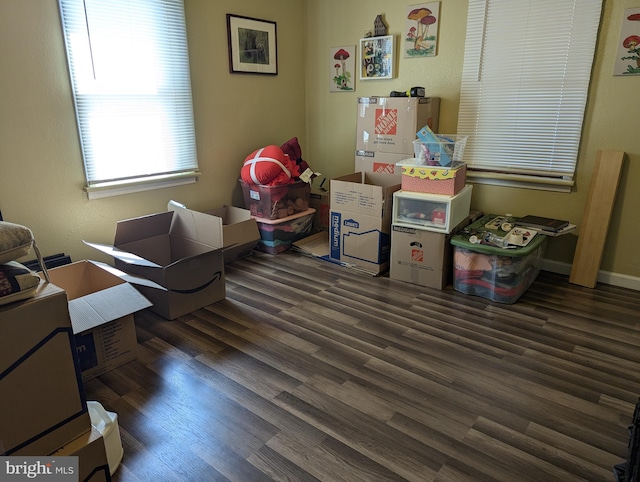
[83,250,640,481]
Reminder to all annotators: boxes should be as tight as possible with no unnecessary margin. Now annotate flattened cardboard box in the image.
[356,97,440,155]
[329,172,401,275]
[86,201,225,320]
[202,204,260,263]
[44,260,152,381]
[0,281,90,456]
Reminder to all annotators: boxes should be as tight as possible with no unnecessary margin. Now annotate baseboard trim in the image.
[541,259,640,291]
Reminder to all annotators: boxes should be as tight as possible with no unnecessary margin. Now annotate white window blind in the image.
[457,0,603,191]
[59,0,198,190]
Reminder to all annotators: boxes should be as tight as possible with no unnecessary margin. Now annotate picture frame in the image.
[404,2,440,58]
[226,14,277,75]
[614,7,640,76]
[359,35,395,80]
[329,45,356,92]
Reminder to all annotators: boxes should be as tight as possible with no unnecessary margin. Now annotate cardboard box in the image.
[203,205,260,263]
[354,150,411,176]
[396,159,467,195]
[390,219,469,289]
[86,202,226,320]
[309,184,330,232]
[44,260,152,381]
[329,172,401,275]
[53,427,110,481]
[0,281,91,456]
[356,97,440,155]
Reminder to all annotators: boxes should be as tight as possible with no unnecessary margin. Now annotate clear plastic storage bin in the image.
[450,214,547,303]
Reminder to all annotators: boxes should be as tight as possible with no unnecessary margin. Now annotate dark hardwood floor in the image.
[83,250,640,481]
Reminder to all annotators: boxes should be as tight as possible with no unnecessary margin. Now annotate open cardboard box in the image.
[329,172,401,275]
[202,204,260,263]
[43,260,153,381]
[86,201,226,320]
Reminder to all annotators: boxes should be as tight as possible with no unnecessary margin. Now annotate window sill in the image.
[84,172,200,200]
[466,171,574,193]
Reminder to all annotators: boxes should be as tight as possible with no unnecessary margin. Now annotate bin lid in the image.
[451,214,547,256]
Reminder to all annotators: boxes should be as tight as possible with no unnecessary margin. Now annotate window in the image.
[59,0,198,199]
[457,0,603,192]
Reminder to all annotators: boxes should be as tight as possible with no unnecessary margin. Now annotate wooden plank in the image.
[569,150,625,288]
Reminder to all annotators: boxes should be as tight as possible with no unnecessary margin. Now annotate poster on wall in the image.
[359,35,395,80]
[330,46,355,92]
[404,2,440,58]
[614,7,640,76]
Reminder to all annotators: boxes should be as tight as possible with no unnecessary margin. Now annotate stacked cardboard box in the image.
[0,280,110,478]
[354,96,440,175]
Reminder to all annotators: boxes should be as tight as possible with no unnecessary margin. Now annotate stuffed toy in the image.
[241,145,301,186]
[281,137,315,180]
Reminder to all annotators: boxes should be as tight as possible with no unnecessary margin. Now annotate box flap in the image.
[84,241,163,268]
[363,171,402,188]
[114,211,173,246]
[89,260,167,291]
[68,282,152,334]
[168,200,224,248]
[222,205,253,224]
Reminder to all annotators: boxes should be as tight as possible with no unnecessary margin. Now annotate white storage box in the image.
[88,401,123,476]
[392,185,473,234]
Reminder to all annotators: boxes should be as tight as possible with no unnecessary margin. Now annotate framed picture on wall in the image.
[226,14,277,75]
[359,35,395,80]
[404,2,440,58]
[614,7,640,76]
[330,46,356,92]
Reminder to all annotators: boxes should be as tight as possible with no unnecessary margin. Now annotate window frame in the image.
[457,0,604,192]
[58,0,199,199]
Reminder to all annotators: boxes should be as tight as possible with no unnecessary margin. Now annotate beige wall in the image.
[305,0,640,280]
[1,0,639,281]
[0,0,306,264]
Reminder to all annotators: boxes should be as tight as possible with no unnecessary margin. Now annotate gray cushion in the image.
[0,221,34,264]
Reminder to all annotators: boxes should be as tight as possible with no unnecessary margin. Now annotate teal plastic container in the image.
[450,214,547,303]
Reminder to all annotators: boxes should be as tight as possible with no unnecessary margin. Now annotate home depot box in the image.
[44,260,151,381]
[86,201,225,320]
[202,204,261,263]
[329,172,401,274]
[0,281,91,456]
[390,219,469,289]
[355,150,409,176]
[53,427,110,481]
[356,97,440,155]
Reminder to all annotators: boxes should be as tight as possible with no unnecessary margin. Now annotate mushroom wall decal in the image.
[334,63,341,77]
[334,48,350,77]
